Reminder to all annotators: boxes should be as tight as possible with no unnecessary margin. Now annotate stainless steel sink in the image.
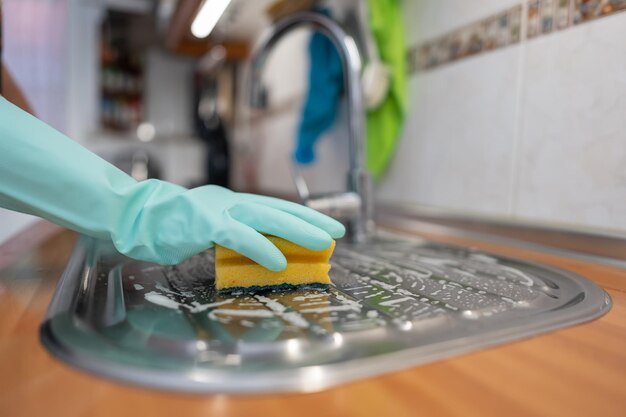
[40,230,611,393]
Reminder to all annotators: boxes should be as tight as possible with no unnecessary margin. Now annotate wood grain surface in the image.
[0,227,624,417]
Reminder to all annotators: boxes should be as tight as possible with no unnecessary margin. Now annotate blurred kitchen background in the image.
[1,0,625,244]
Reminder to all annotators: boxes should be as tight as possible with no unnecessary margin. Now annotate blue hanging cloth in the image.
[294,9,343,165]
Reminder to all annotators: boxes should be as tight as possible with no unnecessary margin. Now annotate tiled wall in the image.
[406,0,626,73]
[378,0,626,234]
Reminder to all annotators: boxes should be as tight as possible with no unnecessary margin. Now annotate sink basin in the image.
[40,230,611,393]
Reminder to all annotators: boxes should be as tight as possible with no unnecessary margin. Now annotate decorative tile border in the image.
[407,0,626,74]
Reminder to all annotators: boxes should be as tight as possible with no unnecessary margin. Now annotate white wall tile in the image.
[378,45,522,216]
[514,13,626,232]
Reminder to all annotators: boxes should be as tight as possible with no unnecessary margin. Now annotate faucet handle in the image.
[290,160,361,220]
[290,162,311,201]
[306,192,361,221]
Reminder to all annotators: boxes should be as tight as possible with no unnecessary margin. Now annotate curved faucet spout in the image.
[248,12,373,242]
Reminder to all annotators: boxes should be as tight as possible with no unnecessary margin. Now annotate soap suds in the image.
[282,311,310,328]
[156,282,193,298]
[333,293,362,310]
[342,285,371,291]
[144,291,181,310]
[365,291,385,298]
[188,299,234,313]
[293,293,327,301]
[299,300,331,307]
[208,309,274,319]
[300,305,359,314]
[133,284,144,291]
[255,295,310,328]
[379,297,413,307]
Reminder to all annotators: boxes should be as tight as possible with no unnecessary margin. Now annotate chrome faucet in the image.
[248,12,374,243]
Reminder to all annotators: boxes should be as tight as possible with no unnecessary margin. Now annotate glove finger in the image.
[241,194,346,239]
[229,202,333,251]
[215,220,287,272]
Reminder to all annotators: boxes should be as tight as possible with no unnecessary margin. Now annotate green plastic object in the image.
[366,0,408,179]
[0,98,344,271]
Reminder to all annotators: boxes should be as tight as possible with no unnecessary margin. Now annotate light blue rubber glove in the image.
[0,97,345,270]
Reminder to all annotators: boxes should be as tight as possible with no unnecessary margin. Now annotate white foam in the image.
[333,293,362,310]
[292,293,327,301]
[208,309,274,319]
[300,305,359,314]
[188,298,234,313]
[379,297,413,307]
[155,282,193,297]
[365,291,385,298]
[299,300,330,307]
[255,295,309,328]
[144,291,181,310]
[282,311,310,328]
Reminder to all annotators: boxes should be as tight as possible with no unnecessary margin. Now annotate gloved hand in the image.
[112,183,345,270]
[0,97,344,270]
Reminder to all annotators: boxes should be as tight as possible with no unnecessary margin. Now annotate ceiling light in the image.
[191,0,232,39]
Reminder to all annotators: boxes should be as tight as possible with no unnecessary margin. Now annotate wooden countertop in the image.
[1,223,625,417]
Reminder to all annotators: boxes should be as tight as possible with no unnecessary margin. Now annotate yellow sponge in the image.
[215,236,335,291]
